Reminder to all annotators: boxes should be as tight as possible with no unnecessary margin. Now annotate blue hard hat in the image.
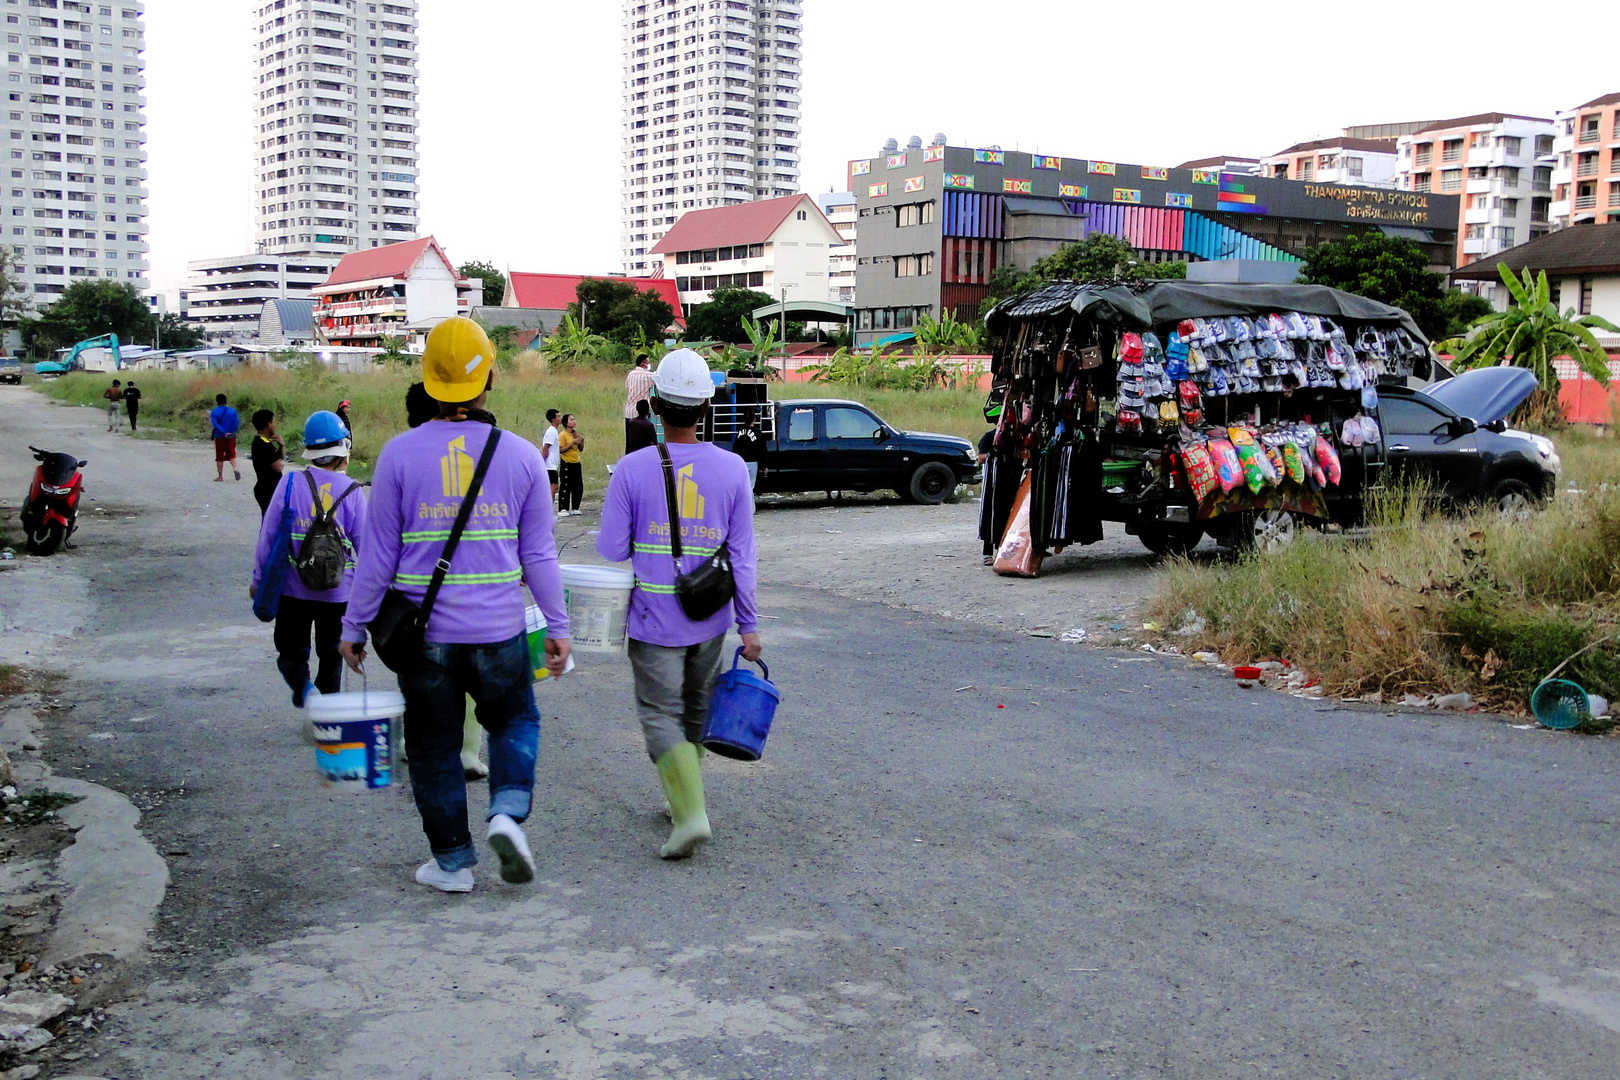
[302,410,351,459]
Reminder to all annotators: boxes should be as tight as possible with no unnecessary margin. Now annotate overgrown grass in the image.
[1147,432,1620,719]
[41,366,987,501]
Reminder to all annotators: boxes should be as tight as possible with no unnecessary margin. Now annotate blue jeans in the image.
[396,633,538,872]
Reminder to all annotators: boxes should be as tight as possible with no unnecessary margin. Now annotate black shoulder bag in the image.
[657,443,735,622]
[368,428,502,672]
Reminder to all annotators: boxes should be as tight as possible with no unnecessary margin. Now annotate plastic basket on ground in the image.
[702,647,782,762]
[306,689,405,791]
[1530,679,1590,730]
[1101,460,1141,488]
[560,564,634,654]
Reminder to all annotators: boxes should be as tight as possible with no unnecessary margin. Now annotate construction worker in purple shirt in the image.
[339,318,572,893]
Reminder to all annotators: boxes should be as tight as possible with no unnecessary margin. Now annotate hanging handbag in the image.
[368,427,503,672]
[657,443,736,622]
[252,476,297,623]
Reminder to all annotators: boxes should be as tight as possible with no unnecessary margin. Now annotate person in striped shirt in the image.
[625,352,655,444]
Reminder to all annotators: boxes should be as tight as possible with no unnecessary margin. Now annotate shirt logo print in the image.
[318,481,334,512]
[676,463,705,519]
[441,436,475,497]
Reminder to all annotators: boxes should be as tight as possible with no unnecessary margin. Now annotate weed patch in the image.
[1149,440,1620,718]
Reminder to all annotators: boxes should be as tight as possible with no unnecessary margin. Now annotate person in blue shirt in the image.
[209,393,241,482]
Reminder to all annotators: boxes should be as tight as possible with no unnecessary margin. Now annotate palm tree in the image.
[1440,263,1616,422]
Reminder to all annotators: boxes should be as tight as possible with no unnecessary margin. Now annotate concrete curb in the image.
[40,777,168,969]
[0,704,168,970]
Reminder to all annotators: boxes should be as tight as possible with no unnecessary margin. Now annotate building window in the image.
[1345,156,1363,178]
[795,209,806,220]
[895,201,934,227]
[1491,226,1514,246]
[1579,114,1600,143]
[1442,138,1463,162]
[1579,277,1593,315]
[1498,166,1520,188]
[1466,223,1486,239]
[1499,198,1519,217]
[894,253,932,278]
[1440,170,1462,192]
[1299,158,1314,181]
[1317,154,1336,169]
[1498,136,1522,157]
[1413,143,1432,166]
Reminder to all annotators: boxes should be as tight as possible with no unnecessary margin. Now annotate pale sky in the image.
[145,0,1615,296]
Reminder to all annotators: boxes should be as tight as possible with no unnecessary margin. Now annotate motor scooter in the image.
[21,446,85,556]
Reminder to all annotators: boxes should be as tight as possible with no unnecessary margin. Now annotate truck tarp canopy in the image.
[986,281,1428,343]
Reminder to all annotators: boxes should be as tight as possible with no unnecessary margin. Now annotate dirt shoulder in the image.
[744,492,1184,637]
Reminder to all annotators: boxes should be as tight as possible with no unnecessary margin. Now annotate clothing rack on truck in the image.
[977,280,1432,578]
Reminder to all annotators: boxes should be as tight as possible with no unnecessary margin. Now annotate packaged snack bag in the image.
[1208,438,1243,492]
[1281,441,1307,484]
[1313,436,1343,486]
[1262,441,1286,480]
[1181,442,1219,500]
[1232,441,1268,493]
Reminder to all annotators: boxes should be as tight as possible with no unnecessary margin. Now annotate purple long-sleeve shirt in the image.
[252,467,367,604]
[340,421,570,645]
[596,441,758,648]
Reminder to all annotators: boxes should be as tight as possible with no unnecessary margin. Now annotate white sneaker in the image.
[415,860,474,893]
[485,813,535,884]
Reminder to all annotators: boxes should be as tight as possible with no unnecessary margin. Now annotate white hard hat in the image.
[652,348,715,406]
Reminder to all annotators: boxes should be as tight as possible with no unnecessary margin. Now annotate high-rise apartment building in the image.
[252,0,419,257]
[1393,113,1556,295]
[620,0,802,276]
[1549,92,1620,230]
[1,0,150,307]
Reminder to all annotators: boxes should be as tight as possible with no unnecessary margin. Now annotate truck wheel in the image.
[1225,510,1297,553]
[1138,523,1203,557]
[1492,477,1537,516]
[908,462,956,505]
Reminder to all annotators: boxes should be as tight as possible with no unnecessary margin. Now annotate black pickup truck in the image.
[713,398,980,503]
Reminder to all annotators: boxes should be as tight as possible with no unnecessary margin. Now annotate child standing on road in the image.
[597,348,762,860]
[102,379,123,431]
[557,413,584,516]
[251,411,367,707]
[249,409,285,516]
[210,393,241,482]
[541,409,562,504]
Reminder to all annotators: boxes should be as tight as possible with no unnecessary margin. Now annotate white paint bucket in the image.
[559,564,634,654]
[306,690,406,792]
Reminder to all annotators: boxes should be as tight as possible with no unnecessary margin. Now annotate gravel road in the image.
[2,385,1617,1080]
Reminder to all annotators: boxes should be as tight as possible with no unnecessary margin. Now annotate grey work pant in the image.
[627,634,726,761]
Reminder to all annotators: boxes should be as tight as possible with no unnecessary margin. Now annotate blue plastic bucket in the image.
[702,647,781,762]
[307,690,404,791]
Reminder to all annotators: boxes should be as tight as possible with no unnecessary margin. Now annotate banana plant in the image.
[1439,264,1616,421]
[914,311,984,356]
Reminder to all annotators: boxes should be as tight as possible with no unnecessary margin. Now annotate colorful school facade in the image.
[846,144,1461,348]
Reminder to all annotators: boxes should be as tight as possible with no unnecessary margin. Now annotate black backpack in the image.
[294,470,360,591]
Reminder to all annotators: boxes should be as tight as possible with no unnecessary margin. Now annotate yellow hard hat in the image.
[422,318,495,403]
